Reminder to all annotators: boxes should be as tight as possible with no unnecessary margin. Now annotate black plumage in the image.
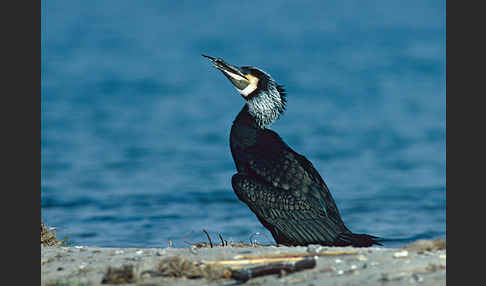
[204,55,381,247]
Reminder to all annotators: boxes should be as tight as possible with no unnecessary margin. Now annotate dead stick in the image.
[202,229,213,248]
[234,250,358,260]
[231,257,317,282]
[218,233,225,247]
[204,257,307,266]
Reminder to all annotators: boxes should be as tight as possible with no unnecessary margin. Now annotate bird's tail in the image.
[337,232,383,247]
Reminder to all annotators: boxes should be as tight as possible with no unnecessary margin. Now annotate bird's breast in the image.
[230,124,258,149]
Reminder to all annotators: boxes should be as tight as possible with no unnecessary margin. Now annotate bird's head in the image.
[203,54,286,128]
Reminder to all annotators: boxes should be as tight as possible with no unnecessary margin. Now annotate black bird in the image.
[203,55,381,247]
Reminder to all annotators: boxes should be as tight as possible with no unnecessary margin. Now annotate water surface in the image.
[41,0,445,248]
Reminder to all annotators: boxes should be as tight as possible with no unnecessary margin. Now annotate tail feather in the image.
[337,233,382,247]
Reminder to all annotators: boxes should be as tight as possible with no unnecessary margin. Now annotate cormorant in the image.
[203,55,381,247]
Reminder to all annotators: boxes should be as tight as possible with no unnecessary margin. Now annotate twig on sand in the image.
[230,257,317,282]
[202,229,213,248]
[203,249,358,270]
[233,250,359,260]
[183,241,209,248]
[204,257,308,266]
[218,233,227,246]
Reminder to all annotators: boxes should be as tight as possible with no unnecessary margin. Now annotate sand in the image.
[41,239,445,286]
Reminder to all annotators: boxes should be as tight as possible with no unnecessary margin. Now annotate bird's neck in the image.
[230,105,260,164]
[233,105,263,130]
[245,88,285,128]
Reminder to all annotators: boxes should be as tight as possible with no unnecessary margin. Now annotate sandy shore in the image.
[41,239,445,286]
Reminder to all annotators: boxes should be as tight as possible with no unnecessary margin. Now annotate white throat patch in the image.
[237,74,259,97]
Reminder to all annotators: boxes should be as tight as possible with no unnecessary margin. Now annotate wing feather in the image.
[232,172,346,245]
[240,130,346,228]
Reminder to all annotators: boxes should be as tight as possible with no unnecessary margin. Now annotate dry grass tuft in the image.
[156,256,231,280]
[402,238,446,253]
[41,220,60,246]
[186,241,264,248]
[101,264,135,284]
[184,230,267,248]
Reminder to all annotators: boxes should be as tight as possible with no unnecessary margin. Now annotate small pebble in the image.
[135,250,144,255]
[410,273,424,283]
[356,254,368,261]
[393,250,409,258]
[307,245,325,254]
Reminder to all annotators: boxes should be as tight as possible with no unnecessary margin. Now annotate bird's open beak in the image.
[203,54,250,91]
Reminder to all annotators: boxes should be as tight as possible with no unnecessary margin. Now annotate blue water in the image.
[41,0,445,248]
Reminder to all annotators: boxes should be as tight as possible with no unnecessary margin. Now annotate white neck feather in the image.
[247,85,284,128]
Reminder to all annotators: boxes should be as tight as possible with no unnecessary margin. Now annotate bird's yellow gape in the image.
[238,74,259,97]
